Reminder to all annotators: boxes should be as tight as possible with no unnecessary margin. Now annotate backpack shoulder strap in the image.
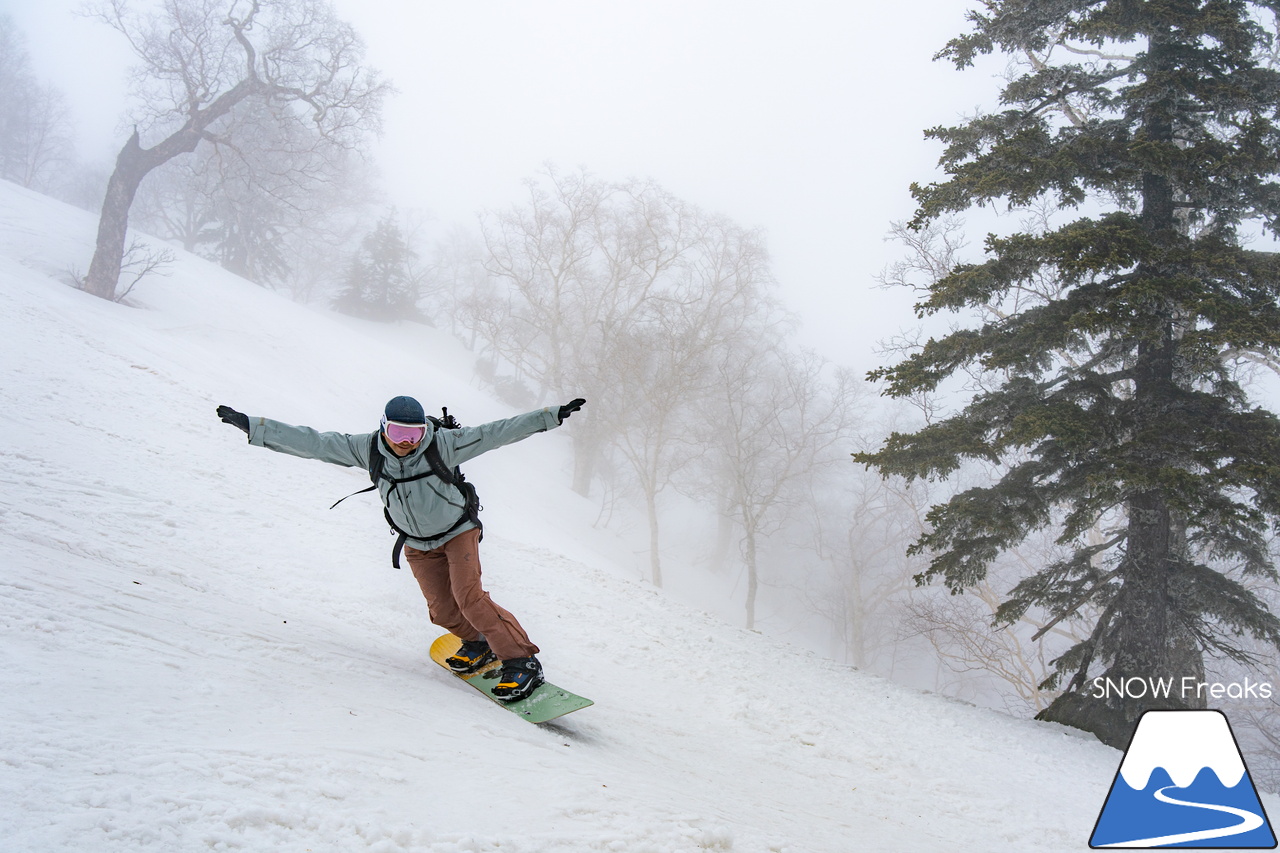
[368,432,384,484]
[423,433,484,543]
[422,434,458,484]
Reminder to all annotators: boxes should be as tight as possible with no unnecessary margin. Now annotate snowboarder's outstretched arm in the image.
[439,399,586,467]
[215,405,371,469]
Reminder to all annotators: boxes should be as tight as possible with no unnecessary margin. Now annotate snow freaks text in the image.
[1091,677,1275,701]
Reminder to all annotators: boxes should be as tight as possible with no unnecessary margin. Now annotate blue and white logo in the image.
[1090,710,1276,848]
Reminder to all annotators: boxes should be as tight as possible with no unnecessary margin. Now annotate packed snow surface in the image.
[2,181,1261,851]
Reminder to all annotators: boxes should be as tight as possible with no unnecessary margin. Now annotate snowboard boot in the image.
[492,656,544,702]
[446,638,496,674]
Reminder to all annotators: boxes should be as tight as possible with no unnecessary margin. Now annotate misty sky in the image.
[6,0,996,373]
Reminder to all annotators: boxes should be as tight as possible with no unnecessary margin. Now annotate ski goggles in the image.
[381,417,427,444]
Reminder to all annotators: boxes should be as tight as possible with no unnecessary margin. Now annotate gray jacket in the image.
[248,407,562,550]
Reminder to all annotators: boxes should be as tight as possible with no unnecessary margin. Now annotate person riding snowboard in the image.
[215,395,586,702]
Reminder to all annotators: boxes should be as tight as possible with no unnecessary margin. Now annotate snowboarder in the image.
[215,395,586,701]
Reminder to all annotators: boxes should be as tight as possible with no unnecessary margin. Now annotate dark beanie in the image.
[384,395,426,424]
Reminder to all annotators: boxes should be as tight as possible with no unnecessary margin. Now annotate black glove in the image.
[557,398,586,423]
[217,405,250,436]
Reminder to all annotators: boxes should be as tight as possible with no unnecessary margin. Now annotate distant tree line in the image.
[427,166,862,631]
[0,15,80,200]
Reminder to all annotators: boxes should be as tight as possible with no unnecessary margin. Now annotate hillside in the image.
[0,180,1182,852]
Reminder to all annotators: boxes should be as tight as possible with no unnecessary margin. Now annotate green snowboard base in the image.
[429,633,593,724]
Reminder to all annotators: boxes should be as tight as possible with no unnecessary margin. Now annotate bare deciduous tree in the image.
[611,212,784,588]
[711,347,859,628]
[479,167,707,499]
[474,167,793,586]
[81,0,389,301]
[134,91,380,292]
[802,444,932,671]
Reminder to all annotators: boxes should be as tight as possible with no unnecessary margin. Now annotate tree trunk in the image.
[646,486,663,588]
[1039,30,1206,747]
[844,526,866,667]
[712,500,735,574]
[83,131,153,300]
[571,428,599,497]
[83,79,257,301]
[744,525,758,630]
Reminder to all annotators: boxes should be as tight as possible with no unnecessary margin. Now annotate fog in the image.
[8,0,1280,789]
[7,0,988,372]
[0,0,1025,702]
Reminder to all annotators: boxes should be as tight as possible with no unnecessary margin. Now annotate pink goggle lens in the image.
[385,421,426,444]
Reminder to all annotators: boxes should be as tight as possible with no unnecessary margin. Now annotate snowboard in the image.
[428,633,593,724]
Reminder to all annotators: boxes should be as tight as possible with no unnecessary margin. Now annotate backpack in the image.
[331,407,482,568]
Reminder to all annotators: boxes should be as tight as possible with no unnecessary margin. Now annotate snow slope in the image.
[0,180,1241,852]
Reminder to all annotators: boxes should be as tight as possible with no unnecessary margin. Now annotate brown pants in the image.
[403,528,539,660]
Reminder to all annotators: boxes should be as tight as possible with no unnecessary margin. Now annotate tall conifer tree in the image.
[856,0,1280,747]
